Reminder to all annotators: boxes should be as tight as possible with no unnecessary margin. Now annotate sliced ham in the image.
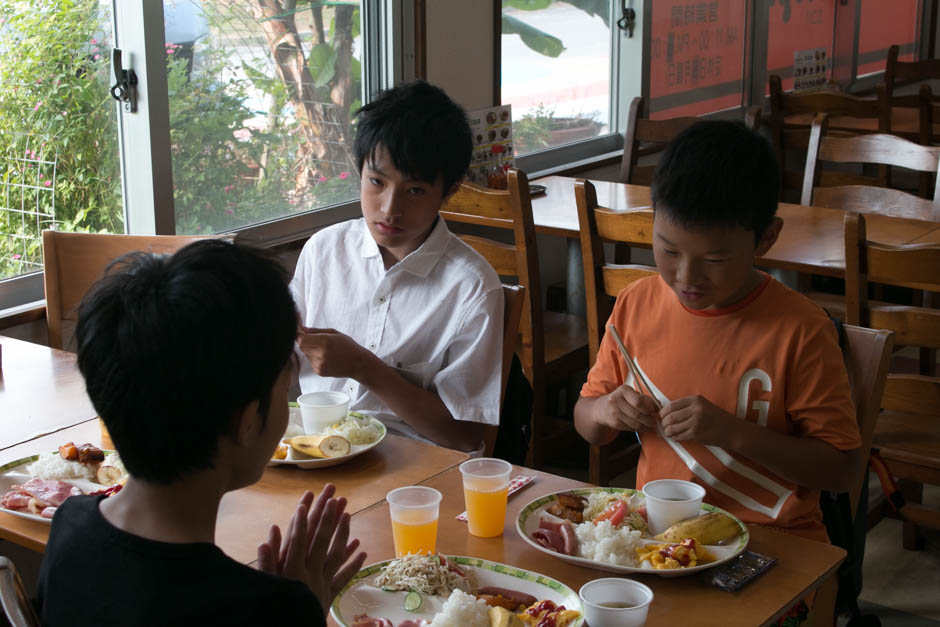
[11,478,82,508]
[40,506,57,519]
[0,491,30,510]
[397,620,428,627]
[351,615,393,627]
[534,517,578,555]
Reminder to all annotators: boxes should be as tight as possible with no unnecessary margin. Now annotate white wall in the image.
[426,0,495,110]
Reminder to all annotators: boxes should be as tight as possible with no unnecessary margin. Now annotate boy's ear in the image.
[755,216,784,257]
[233,400,262,448]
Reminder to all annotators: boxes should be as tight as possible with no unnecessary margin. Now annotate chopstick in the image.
[607,323,662,410]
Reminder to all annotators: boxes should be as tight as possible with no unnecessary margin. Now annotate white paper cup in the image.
[642,479,705,535]
[297,391,349,434]
[579,578,653,627]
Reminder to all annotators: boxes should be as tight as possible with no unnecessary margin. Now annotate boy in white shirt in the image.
[291,81,504,453]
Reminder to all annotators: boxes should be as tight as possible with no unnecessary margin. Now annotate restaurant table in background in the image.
[338,466,846,627]
[0,336,96,451]
[0,420,468,563]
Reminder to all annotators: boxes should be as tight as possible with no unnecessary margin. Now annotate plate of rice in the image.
[267,409,386,470]
[0,449,124,524]
[331,554,583,627]
[517,488,749,577]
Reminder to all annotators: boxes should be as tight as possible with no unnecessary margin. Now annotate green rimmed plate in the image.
[330,555,584,626]
[0,452,110,524]
[517,487,749,578]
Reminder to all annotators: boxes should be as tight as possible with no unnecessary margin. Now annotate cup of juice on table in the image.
[459,458,512,537]
[642,479,705,535]
[579,578,653,627]
[297,391,349,434]
[386,486,442,557]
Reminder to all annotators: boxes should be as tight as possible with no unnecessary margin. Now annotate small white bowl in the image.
[579,577,653,627]
[297,391,349,434]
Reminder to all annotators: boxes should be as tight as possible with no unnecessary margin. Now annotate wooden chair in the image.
[0,556,39,627]
[802,113,940,222]
[42,231,231,350]
[807,323,895,627]
[575,178,659,485]
[483,284,526,457]
[768,74,888,193]
[619,96,699,186]
[441,170,589,468]
[844,211,940,549]
[884,44,940,100]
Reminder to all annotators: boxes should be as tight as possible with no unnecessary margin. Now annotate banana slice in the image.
[289,434,350,458]
[654,511,739,545]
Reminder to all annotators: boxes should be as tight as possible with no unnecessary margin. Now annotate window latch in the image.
[109,48,138,113]
[617,1,637,38]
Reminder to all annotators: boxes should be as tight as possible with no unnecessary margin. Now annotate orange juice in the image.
[391,511,438,557]
[463,484,508,537]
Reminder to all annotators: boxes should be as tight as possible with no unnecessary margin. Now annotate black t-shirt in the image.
[36,495,325,626]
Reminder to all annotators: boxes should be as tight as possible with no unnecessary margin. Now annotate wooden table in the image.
[0,420,469,562]
[0,336,96,451]
[339,466,846,627]
[531,176,940,277]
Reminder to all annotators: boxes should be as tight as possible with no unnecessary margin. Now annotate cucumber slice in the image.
[404,591,422,612]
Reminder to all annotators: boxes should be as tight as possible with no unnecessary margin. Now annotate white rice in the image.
[428,589,490,627]
[27,453,97,482]
[325,413,382,445]
[575,519,643,567]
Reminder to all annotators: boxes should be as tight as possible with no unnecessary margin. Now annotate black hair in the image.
[354,80,472,195]
[75,240,297,484]
[651,120,780,240]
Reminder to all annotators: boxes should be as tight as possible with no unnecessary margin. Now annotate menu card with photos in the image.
[467,104,514,189]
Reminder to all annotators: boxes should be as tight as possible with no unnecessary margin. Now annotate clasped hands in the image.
[595,384,736,446]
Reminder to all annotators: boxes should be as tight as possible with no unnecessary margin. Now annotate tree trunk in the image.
[250,0,355,188]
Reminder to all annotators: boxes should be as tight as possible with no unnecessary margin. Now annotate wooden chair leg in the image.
[806,573,838,627]
[900,480,925,550]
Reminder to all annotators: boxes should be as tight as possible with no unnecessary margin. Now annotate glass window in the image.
[500,1,611,156]
[164,1,364,235]
[0,0,122,283]
[648,0,746,119]
[857,0,921,77]
[766,0,835,93]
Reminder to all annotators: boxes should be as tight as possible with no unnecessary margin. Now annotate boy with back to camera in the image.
[574,120,862,543]
[37,241,366,625]
[292,80,503,453]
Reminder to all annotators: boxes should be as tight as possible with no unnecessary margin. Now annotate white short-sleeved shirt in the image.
[290,217,504,444]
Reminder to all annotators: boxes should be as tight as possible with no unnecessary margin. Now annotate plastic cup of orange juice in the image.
[386,486,442,557]
[459,458,512,537]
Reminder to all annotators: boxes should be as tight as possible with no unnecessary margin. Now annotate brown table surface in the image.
[531,176,940,277]
[0,336,96,451]
[0,420,469,563]
[335,466,845,627]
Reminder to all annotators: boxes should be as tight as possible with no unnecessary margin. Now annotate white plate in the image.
[331,555,584,626]
[517,487,749,578]
[267,409,387,470]
[0,454,108,524]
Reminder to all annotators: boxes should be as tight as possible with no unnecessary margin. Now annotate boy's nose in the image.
[380,191,403,217]
[676,258,703,286]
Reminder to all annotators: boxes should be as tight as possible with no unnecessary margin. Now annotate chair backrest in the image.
[42,230,232,350]
[884,44,940,98]
[0,557,39,627]
[575,178,658,365]
[440,170,544,380]
[576,178,658,485]
[844,212,940,418]
[483,283,526,457]
[619,96,699,185]
[841,325,895,514]
[769,74,887,190]
[802,113,940,221]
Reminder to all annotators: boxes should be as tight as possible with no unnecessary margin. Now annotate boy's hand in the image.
[257,484,367,616]
[594,384,660,432]
[659,395,737,446]
[297,327,371,379]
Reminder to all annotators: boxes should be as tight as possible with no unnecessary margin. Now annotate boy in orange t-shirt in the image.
[574,120,862,543]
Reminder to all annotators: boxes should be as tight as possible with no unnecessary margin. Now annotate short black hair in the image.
[75,240,297,484]
[651,120,780,240]
[354,80,472,195]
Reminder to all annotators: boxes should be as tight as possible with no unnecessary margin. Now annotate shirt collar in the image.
[358,217,451,278]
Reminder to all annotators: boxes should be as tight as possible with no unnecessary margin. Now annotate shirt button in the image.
[378,296,386,303]
[369,343,376,349]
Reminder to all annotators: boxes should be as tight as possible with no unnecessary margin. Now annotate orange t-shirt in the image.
[581,273,860,541]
